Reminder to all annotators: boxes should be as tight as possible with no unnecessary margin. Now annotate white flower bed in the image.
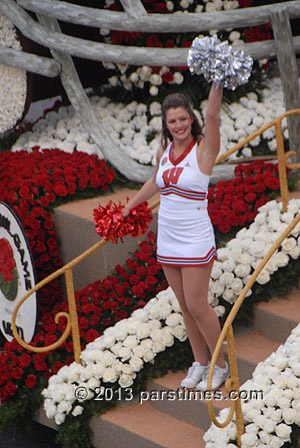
[0,13,27,134]
[42,198,300,427]
[42,286,187,425]
[209,199,300,311]
[204,323,300,447]
[13,78,287,165]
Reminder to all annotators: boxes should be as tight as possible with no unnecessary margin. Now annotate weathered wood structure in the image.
[0,0,300,181]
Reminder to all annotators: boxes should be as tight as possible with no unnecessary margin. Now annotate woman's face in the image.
[165,106,193,143]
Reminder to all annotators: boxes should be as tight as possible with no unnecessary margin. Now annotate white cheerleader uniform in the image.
[155,139,217,266]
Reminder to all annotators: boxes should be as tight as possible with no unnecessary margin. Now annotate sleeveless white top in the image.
[155,140,217,266]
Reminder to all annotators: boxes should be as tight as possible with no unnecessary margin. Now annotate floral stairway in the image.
[1,0,300,447]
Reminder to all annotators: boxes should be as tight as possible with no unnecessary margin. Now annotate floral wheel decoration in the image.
[93,200,153,243]
[0,13,27,134]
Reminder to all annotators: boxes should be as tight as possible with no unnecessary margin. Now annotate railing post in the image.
[275,120,289,213]
[226,325,244,448]
[65,268,82,364]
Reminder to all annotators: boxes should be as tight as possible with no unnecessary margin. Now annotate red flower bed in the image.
[0,147,115,311]
[208,160,280,233]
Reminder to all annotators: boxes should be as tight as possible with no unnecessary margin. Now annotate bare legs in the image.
[162,262,225,368]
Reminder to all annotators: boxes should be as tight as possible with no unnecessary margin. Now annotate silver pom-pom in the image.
[187,35,253,90]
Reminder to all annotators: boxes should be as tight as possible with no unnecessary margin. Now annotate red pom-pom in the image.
[93,199,152,243]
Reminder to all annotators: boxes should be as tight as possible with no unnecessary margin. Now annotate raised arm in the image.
[122,147,163,217]
[198,83,223,174]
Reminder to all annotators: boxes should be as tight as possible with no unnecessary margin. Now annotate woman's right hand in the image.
[122,205,131,218]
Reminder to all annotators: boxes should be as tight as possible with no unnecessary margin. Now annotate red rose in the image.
[18,353,31,369]
[84,329,99,343]
[33,353,47,371]
[12,367,23,380]
[0,238,15,282]
[51,361,64,374]
[25,374,37,388]
[6,381,17,395]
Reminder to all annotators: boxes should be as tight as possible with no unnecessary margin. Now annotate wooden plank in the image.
[16,0,300,33]
[0,1,299,66]
[119,0,147,18]
[271,8,300,162]
[0,44,61,77]
[35,13,154,183]
[2,1,300,66]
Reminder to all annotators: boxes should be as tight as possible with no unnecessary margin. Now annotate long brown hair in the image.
[160,93,203,150]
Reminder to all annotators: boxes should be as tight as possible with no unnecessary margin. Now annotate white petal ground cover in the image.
[13,78,287,165]
[204,323,300,448]
[42,199,300,433]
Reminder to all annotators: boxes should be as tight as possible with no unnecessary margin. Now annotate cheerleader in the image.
[123,83,229,390]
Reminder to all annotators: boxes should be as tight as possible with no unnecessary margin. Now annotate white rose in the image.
[173,72,184,85]
[172,325,187,341]
[136,323,151,340]
[44,400,57,419]
[289,245,300,259]
[55,412,66,425]
[123,335,138,348]
[57,400,72,414]
[273,252,289,267]
[219,272,234,286]
[214,305,225,317]
[118,373,134,388]
[229,30,241,42]
[210,279,225,296]
[162,328,174,347]
[240,253,254,266]
[256,270,270,285]
[102,350,116,366]
[102,367,117,383]
[72,405,84,417]
[282,237,296,252]
[231,278,243,294]
[223,288,235,304]
[211,261,223,279]
[223,259,236,272]
[229,247,242,261]
[150,73,162,86]
[143,349,155,362]
[158,303,172,319]
[275,423,292,441]
[166,312,183,327]
[108,76,119,87]
[234,263,251,278]
[166,1,174,12]
[153,340,165,353]
[139,65,152,81]
[240,432,257,446]
[129,357,143,372]
[149,85,159,96]
[282,408,296,424]
[216,247,229,261]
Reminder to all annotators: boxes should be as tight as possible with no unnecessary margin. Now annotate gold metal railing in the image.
[11,109,300,444]
[207,108,300,446]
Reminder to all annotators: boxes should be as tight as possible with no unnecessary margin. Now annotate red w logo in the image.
[162,167,184,187]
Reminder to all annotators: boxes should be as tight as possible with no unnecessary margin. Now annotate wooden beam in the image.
[2,0,300,66]
[35,13,154,183]
[271,8,300,162]
[16,0,300,33]
[0,44,61,77]
[119,0,147,19]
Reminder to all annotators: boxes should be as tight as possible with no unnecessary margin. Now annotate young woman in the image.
[122,83,228,390]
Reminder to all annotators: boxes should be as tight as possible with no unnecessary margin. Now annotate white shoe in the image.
[180,362,209,389]
[197,362,230,391]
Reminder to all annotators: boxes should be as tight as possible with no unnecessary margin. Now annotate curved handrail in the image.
[11,198,160,362]
[206,211,300,445]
